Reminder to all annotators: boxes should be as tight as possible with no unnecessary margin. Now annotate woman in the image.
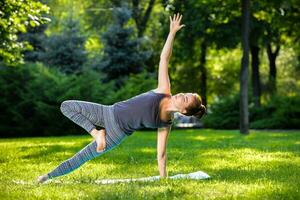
[37,13,206,183]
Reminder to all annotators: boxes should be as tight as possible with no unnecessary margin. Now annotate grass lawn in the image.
[0,129,299,199]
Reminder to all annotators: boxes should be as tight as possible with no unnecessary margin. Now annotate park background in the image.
[1,0,300,136]
[0,0,299,199]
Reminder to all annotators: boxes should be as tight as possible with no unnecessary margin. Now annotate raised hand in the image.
[169,13,185,34]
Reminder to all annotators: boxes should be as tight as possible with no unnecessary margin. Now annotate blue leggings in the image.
[47,100,127,179]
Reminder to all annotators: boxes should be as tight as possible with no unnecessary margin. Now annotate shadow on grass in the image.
[170,131,300,154]
[20,141,93,160]
[210,161,299,183]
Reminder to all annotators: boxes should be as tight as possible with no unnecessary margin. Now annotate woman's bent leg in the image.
[60,100,105,133]
[39,104,127,182]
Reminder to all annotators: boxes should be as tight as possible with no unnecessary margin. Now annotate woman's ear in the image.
[181,108,187,114]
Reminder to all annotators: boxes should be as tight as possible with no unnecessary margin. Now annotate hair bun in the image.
[194,105,206,119]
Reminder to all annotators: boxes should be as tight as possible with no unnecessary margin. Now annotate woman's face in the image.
[171,93,198,114]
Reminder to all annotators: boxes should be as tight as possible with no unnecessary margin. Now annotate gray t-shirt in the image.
[112,90,173,136]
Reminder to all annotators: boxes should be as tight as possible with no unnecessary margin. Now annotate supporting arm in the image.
[157,126,171,177]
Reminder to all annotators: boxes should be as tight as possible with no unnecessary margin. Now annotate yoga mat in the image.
[95,171,210,185]
[13,171,210,185]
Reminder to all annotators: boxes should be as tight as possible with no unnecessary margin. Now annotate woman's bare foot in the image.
[96,129,106,152]
[37,174,49,184]
[90,128,107,152]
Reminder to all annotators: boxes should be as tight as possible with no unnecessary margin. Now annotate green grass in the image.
[0,129,299,199]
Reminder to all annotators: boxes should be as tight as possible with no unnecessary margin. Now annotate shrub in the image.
[250,95,300,129]
[0,62,158,137]
[0,63,115,137]
[203,94,240,129]
[110,70,157,102]
[203,93,300,129]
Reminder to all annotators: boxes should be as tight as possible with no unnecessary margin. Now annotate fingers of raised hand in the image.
[176,13,181,21]
[174,13,183,22]
[173,13,179,21]
[170,13,183,21]
[173,13,177,21]
[178,14,182,22]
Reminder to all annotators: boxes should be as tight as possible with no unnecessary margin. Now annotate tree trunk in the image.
[240,0,250,134]
[250,45,261,107]
[199,41,207,107]
[266,43,280,94]
[132,0,156,37]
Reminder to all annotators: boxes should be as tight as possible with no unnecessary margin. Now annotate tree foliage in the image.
[0,0,50,65]
[0,0,299,137]
[40,17,87,75]
[98,5,151,88]
[18,24,48,62]
[0,63,115,137]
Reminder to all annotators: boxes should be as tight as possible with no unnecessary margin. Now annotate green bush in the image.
[0,63,157,137]
[0,63,115,137]
[110,70,157,102]
[203,93,300,129]
[203,94,240,129]
[250,95,300,129]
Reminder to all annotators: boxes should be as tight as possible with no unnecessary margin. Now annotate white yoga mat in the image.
[95,171,210,185]
[13,171,210,185]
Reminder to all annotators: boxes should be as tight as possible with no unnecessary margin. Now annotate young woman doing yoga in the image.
[37,13,206,183]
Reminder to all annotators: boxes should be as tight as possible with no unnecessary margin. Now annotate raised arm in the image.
[157,13,185,94]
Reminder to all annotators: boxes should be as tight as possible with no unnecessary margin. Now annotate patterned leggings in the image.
[47,100,127,179]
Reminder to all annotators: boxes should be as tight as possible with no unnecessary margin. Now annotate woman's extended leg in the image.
[47,132,126,179]
[37,101,127,183]
[38,125,127,182]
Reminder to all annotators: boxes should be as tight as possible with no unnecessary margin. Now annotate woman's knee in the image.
[60,100,76,113]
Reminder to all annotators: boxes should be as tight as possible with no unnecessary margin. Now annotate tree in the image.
[40,17,87,75]
[247,0,299,104]
[131,0,156,37]
[249,14,264,107]
[165,0,240,107]
[83,0,156,37]
[256,0,300,95]
[0,0,50,65]
[98,5,151,88]
[18,24,48,63]
[240,0,250,134]
[250,44,261,107]
[83,0,117,33]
